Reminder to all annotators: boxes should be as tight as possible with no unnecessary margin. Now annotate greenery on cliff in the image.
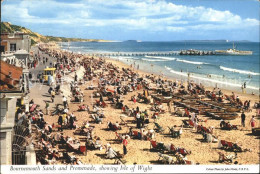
[1,22,110,45]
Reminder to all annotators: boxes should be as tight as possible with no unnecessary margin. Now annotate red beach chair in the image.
[150,140,157,149]
[79,146,86,154]
[188,120,194,127]
[220,140,228,149]
[30,104,37,112]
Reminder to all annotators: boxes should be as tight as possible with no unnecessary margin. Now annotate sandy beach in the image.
[35,46,260,165]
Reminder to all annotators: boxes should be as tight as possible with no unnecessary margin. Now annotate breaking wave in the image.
[176,59,209,65]
[220,66,260,76]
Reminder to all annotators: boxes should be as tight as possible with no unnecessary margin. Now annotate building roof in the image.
[0,60,23,92]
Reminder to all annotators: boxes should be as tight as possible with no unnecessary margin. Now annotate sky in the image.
[1,0,260,41]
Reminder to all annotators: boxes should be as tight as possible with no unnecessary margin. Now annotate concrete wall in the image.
[0,131,12,165]
[0,97,18,165]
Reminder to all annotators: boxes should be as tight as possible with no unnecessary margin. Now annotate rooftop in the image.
[0,60,23,92]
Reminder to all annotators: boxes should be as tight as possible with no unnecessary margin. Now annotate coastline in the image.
[104,57,259,104]
[32,44,259,165]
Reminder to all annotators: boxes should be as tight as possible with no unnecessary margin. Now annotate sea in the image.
[61,41,260,94]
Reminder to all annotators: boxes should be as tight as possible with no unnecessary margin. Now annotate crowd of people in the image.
[20,43,259,165]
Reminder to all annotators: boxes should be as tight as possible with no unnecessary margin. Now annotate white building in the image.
[0,61,35,165]
[1,32,31,53]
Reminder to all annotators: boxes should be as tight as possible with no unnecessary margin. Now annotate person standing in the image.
[167,102,172,113]
[74,72,78,82]
[122,137,128,155]
[51,90,55,103]
[63,96,67,108]
[136,112,141,128]
[241,112,246,127]
[249,116,256,129]
[247,100,251,111]
[45,101,50,115]
[58,115,63,132]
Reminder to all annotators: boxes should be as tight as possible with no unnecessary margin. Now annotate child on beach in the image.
[249,116,256,129]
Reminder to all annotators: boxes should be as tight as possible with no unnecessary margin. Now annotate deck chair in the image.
[227,142,233,150]
[154,122,164,133]
[182,120,190,127]
[150,140,165,152]
[131,131,141,139]
[30,104,37,112]
[115,132,123,142]
[177,148,190,157]
[120,115,128,126]
[79,145,87,155]
[101,101,107,108]
[150,140,157,149]
[188,120,194,127]
[220,140,228,149]
[63,152,74,164]
[168,127,181,138]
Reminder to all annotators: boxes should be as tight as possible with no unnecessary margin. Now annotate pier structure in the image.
[180,49,216,55]
[84,50,216,57]
[84,51,180,57]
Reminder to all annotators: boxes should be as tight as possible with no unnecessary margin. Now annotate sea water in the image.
[62,41,260,94]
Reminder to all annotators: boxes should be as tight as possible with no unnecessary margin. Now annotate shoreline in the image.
[33,43,259,165]
[60,44,259,95]
[103,57,259,103]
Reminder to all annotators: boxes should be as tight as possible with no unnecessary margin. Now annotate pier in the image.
[180,49,216,55]
[83,50,216,57]
[84,51,180,57]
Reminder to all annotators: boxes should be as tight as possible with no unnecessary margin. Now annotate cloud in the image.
[2,0,259,34]
[166,26,186,32]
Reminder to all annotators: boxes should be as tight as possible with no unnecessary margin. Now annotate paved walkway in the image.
[28,46,62,112]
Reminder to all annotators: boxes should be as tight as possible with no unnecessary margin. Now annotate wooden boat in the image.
[252,127,260,136]
[225,107,241,112]
[206,112,238,120]
[219,114,238,120]
[217,114,238,120]
[152,95,173,103]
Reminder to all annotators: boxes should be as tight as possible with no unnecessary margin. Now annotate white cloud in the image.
[2,0,259,33]
[166,26,186,32]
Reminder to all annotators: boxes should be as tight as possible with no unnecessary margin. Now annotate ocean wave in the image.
[165,66,188,77]
[176,59,209,65]
[164,66,259,90]
[142,58,169,62]
[220,66,260,76]
[110,56,139,60]
[144,55,177,60]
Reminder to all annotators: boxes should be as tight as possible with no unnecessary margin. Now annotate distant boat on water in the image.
[215,43,253,55]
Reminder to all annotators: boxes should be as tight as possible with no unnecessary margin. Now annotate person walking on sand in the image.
[51,89,55,103]
[249,116,256,129]
[74,72,78,82]
[167,102,172,113]
[63,96,68,108]
[243,82,246,94]
[241,112,245,127]
[58,115,63,132]
[123,137,128,155]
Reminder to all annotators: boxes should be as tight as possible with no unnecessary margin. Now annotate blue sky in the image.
[2,0,259,41]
